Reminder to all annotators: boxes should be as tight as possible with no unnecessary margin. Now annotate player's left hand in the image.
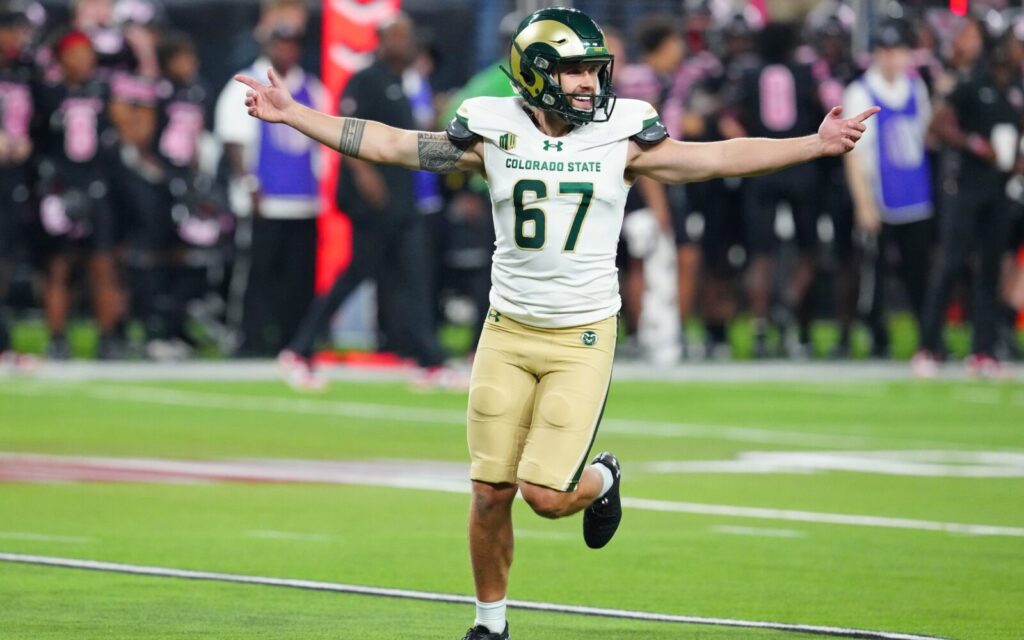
[817,106,880,157]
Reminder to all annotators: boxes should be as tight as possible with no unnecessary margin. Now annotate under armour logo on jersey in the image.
[499,133,517,151]
[581,331,598,346]
[542,140,564,152]
[488,309,502,323]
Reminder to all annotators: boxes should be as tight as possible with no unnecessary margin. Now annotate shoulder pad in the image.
[631,116,669,147]
[446,115,479,150]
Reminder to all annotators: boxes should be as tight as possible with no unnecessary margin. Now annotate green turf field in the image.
[1,374,1022,639]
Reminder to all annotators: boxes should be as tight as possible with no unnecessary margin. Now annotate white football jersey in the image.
[456,96,663,328]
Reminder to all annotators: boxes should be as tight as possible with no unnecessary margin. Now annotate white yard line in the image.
[0,383,972,450]
[640,450,1024,478]
[0,552,949,640]
[2,453,1022,539]
[601,420,877,448]
[711,526,806,539]
[0,532,93,544]
[623,497,1024,537]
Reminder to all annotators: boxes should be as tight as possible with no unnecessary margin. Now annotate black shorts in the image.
[0,200,22,260]
[32,185,117,264]
[1009,199,1024,250]
[663,184,693,248]
[688,178,745,272]
[743,164,818,254]
[818,165,853,259]
[0,171,32,260]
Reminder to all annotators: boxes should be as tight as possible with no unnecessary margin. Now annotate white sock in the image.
[592,462,615,498]
[474,598,506,634]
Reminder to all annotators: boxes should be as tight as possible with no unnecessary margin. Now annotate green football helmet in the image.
[501,7,616,126]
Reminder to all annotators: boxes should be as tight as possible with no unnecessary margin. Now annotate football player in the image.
[32,29,123,359]
[236,8,876,639]
[0,0,34,362]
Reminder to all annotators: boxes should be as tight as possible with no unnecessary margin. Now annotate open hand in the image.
[818,106,880,156]
[235,68,295,124]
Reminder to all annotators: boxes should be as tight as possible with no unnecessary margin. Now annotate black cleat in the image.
[461,623,509,639]
[583,452,621,549]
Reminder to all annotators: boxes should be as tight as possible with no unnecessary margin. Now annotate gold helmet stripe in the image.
[511,19,590,97]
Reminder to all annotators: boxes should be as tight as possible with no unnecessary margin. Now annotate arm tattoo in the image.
[417,132,466,173]
[338,118,366,157]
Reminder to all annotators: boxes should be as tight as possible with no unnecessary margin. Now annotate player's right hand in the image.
[235,68,295,124]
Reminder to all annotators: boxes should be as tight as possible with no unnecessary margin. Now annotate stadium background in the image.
[1,2,1023,640]
[0,0,1020,368]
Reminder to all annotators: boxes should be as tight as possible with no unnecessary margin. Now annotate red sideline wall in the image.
[317,0,402,293]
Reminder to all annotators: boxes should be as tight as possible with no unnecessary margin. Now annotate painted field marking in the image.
[623,497,1024,537]
[1,383,974,450]
[246,530,334,543]
[2,454,1022,538]
[640,450,1024,478]
[0,552,949,640]
[711,526,806,539]
[0,532,92,544]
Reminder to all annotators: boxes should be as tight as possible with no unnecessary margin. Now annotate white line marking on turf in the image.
[641,450,1024,478]
[3,383,957,450]
[245,530,334,543]
[0,552,949,640]
[4,453,1023,538]
[0,532,93,544]
[601,420,878,448]
[622,497,1024,537]
[711,526,806,539]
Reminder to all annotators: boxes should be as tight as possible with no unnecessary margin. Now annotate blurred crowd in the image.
[1,0,1023,379]
[600,2,1024,377]
[1,0,233,363]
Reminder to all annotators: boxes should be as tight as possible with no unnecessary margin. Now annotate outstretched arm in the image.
[628,106,880,184]
[235,69,483,174]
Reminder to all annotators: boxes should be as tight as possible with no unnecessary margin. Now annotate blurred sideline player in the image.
[616,16,684,358]
[680,11,759,358]
[235,7,877,638]
[803,9,861,358]
[843,20,933,364]
[32,29,123,359]
[724,23,826,358]
[0,0,34,364]
[917,30,1022,378]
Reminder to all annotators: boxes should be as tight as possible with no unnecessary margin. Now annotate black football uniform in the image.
[0,54,35,263]
[812,55,860,260]
[0,53,35,353]
[155,78,206,172]
[31,76,117,258]
[684,52,754,272]
[733,60,824,253]
[921,67,1024,357]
